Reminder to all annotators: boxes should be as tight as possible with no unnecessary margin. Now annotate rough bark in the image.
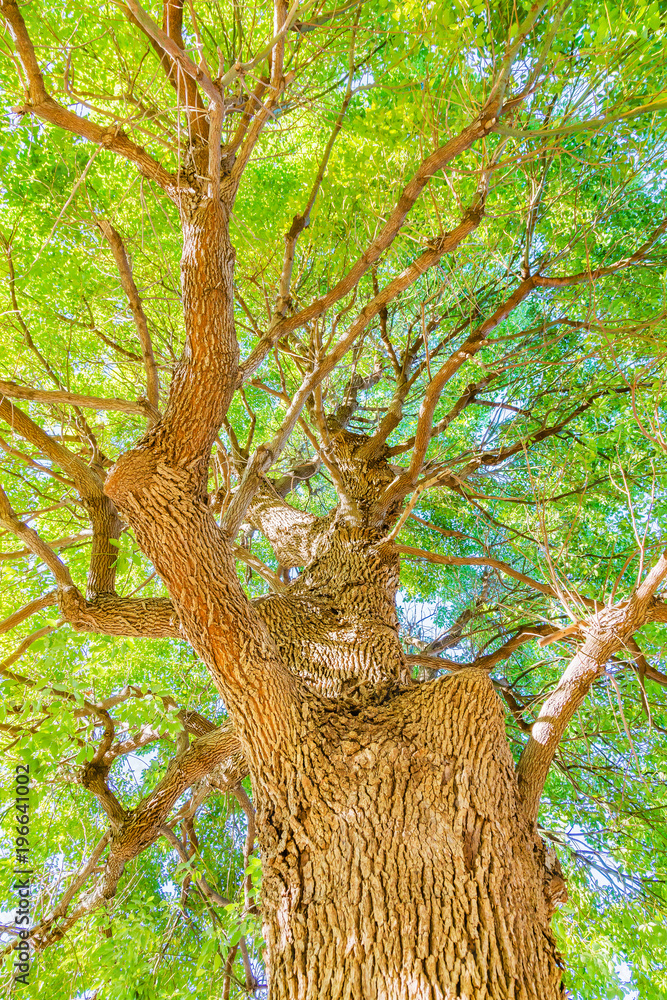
[235,451,567,1000]
[255,521,408,701]
[19,9,570,982]
[247,484,326,567]
[105,372,566,1000]
[105,197,299,788]
[58,586,182,638]
[517,553,667,821]
[255,670,564,1000]
[104,274,567,996]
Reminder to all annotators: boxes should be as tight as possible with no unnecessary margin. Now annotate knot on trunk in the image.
[324,428,404,524]
[104,447,159,511]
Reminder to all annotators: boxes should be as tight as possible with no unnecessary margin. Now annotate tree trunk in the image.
[110,445,567,997]
[254,668,564,1000]
[103,194,566,1000]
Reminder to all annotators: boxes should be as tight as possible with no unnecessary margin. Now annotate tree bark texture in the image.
[103,494,566,998]
[256,669,564,1000]
[246,439,566,999]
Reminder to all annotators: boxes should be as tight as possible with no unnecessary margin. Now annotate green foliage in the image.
[1,0,667,996]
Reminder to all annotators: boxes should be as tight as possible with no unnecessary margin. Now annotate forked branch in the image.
[0,0,175,192]
[516,551,667,822]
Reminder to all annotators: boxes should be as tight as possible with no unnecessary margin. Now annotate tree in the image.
[1,0,667,996]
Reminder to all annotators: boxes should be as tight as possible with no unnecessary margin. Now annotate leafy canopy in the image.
[1,1,667,997]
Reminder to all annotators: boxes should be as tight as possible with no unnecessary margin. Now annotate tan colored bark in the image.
[517,552,667,821]
[255,523,408,701]
[58,586,182,638]
[108,722,245,857]
[0,484,75,589]
[105,197,299,772]
[256,670,564,1000]
[122,0,210,142]
[405,623,555,675]
[96,221,160,416]
[0,592,57,633]
[0,380,152,416]
[246,484,326,567]
[2,4,665,995]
